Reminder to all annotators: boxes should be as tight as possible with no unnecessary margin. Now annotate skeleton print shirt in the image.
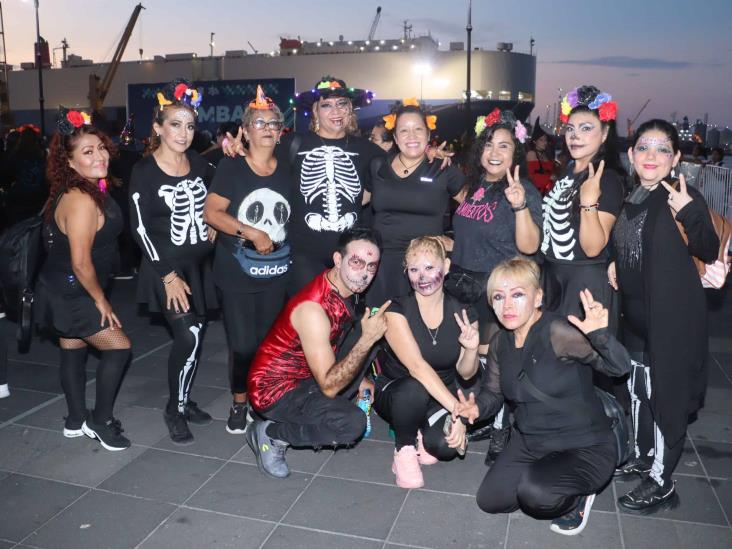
[209,156,292,292]
[541,166,625,261]
[280,132,384,259]
[129,151,213,278]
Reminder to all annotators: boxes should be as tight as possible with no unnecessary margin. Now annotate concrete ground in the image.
[0,279,730,549]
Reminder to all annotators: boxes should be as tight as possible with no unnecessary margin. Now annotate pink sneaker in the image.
[416,431,438,465]
[392,445,424,489]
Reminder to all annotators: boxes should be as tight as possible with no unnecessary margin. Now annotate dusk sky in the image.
[5,0,732,127]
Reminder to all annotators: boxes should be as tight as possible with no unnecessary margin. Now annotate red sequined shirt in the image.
[247,271,353,411]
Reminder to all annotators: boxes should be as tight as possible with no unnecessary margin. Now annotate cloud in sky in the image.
[549,56,722,70]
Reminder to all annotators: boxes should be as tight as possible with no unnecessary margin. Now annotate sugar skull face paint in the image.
[629,129,680,187]
[405,250,445,297]
[337,240,380,294]
[489,276,542,331]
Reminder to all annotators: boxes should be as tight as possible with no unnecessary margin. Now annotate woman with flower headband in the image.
[129,78,217,445]
[609,120,718,512]
[540,85,627,323]
[365,98,465,307]
[204,86,292,435]
[34,108,132,451]
[375,236,479,489]
[448,108,542,462]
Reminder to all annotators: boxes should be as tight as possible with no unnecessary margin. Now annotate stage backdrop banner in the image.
[127,78,295,140]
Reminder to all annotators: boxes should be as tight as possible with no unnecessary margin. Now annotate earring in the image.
[276,139,281,145]
[315,119,320,132]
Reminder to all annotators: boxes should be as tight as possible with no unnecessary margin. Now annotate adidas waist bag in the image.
[233,243,291,279]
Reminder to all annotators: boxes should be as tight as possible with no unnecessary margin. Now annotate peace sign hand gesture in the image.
[567,289,608,335]
[454,309,479,351]
[504,165,525,209]
[579,159,605,206]
[660,174,693,215]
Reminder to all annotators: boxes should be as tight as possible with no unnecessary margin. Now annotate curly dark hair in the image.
[44,125,116,222]
[467,118,528,196]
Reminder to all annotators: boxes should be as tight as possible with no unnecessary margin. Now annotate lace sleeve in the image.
[549,320,631,377]
[474,331,504,421]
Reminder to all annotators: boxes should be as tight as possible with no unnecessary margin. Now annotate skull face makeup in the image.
[336,240,380,294]
[629,129,680,188]
[490,275,542,331]
[405,250,446,297]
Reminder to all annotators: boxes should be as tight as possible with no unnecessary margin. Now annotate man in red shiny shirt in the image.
[247,228,389,478]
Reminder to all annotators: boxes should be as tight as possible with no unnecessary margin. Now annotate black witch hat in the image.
[532,117,549,141]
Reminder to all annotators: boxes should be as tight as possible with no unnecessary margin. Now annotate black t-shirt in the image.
[278,132,384,259]
[452,177,542,273]
[382,292,478,386]
[541,166,625,261]
[208,156,292,293]
[370,158,464,252]
[129,151,213,277]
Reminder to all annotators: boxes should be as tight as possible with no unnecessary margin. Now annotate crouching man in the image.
[246,228,389,478]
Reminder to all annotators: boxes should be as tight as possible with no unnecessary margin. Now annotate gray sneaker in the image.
[246,419,290,478]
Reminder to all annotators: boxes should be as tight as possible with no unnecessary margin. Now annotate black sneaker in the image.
[613,457,652,478]
[618,476,678,513]
[550,494,595,536]
[485,426,511,465]
[183,400,212,426]
[63,410,90,438]
[164,411,194,445]
[82,418,130,451]
[226,403,249,434]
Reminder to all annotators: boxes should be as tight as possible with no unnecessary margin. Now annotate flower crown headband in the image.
[560,85,617,124]
[474,108,527,143]
[249,85,275,110]
[383,97,437,131]
[57,107,92,136]
[156,80,203,113]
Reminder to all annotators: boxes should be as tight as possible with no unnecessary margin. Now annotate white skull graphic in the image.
[237,188,290,243]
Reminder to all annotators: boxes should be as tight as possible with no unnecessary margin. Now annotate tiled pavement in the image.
[0,279,731,548]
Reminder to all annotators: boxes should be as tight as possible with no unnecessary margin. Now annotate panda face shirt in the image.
[209,156,292,292]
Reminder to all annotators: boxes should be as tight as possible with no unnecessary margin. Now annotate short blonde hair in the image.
[403,236,446,268]
[486,256,541,297]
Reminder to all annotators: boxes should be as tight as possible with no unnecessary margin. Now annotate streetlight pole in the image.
[465,0,472,129]
[34,0,45,136]
[209,32,215,57]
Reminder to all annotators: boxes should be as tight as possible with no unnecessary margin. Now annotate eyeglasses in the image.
[319,99,351,111]
[348,255,379,274]
[250,119,284,131]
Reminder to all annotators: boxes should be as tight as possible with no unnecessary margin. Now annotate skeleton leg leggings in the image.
[164,312,205,415]
[627,360,684,487]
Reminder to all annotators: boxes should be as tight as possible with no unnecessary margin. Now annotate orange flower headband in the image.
[383,97,437,131]
[249,85,275,110]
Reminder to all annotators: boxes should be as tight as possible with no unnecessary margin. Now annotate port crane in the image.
[627,99,651,137]
[368,6,382,41]
[88,3,144,117]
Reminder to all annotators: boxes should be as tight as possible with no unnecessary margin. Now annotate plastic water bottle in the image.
[358,388,372,438]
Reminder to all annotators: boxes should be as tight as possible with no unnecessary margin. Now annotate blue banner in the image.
[127,78,295,140]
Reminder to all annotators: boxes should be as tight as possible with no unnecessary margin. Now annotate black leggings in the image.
[221,288,285,395]
[163,312,206,414]
[476,430,616,519]
[0,323,7,385]
[289,251,332,296]
[628,360,685,487]
[264,378,366,447]
[373,376,459,460]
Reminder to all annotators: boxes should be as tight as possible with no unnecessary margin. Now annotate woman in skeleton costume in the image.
[456,257,630,536]
[129,79,217,444]
[204,87,291,435]
[610,120,718,512]
[366,99,465,307]
[450,109,542,463]
[375,237,479,489]
[35,109,132,451]
[541,86,626,320]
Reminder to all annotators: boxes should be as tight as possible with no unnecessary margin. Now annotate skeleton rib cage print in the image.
[541,175,578,260]
[299,145,361,233]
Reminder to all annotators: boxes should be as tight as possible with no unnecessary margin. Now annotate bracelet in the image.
[580,202,599,212]
[511,201,527,212]
[162,273,178,285]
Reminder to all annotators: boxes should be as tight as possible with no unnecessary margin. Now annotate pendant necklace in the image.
[425,325,440,346]
[398,154,424,175]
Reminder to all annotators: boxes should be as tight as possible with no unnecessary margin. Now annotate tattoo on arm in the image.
[322,338,372,396]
